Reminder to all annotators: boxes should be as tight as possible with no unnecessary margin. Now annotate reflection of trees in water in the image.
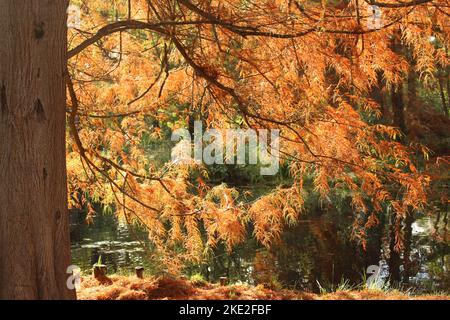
[267,216,373,292]
[190,210,448,293]
[70,207,448,293]
[410,216,450,292]
[70,210,155,273]
[185,211,377,292]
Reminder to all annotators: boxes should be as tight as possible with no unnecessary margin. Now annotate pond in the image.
[70,208,449,293]
[70,210,160,274]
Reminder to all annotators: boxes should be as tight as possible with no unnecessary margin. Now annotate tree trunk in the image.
[402,211,414,283]
[437,72,449,116]
[391,83,407,134]
[446,46,450,117]
[0,0,75,299]
[446,73,450,117]
[370,71,389,123]
[408,68,418,111]
[390,30,407,135]
[365,213,384,268]
[388,214,401,285]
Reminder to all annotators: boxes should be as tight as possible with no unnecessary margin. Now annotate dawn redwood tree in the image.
[0,0,75,299]
[62,0,446,272]
[0,0,446,297]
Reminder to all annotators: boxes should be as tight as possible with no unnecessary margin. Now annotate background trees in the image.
[1,0,448,299]
[66,0,448,276]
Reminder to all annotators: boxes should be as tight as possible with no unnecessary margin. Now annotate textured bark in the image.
[0,0,75,299]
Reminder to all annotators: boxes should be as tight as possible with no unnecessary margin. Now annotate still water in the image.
[70,209,449,293]
[70,211,159,274]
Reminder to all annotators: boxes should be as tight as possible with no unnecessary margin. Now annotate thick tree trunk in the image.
[0,0,75,299]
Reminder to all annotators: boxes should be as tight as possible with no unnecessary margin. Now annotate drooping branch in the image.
[365,0,434,8]
[68,5,419,60]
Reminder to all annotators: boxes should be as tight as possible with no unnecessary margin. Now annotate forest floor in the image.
[77,275,449,300]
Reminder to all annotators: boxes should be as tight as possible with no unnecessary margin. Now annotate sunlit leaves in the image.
[66,0,447,268]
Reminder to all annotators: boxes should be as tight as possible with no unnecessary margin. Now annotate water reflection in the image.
[70,210,157,274]
[70,209,449,293]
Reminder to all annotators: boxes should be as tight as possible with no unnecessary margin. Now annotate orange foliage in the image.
[77,275,449,300]
[66,0,448,268]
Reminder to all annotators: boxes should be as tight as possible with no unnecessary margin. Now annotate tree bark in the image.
[388,214,401,284]
[437,72,449,116]
[402,211,414,283]
[370,71,390,123]
[407,68,418,111]
[390,30,407,134]
[391,83,407,134]
[0,0,75,299]
[445,46,450,117]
